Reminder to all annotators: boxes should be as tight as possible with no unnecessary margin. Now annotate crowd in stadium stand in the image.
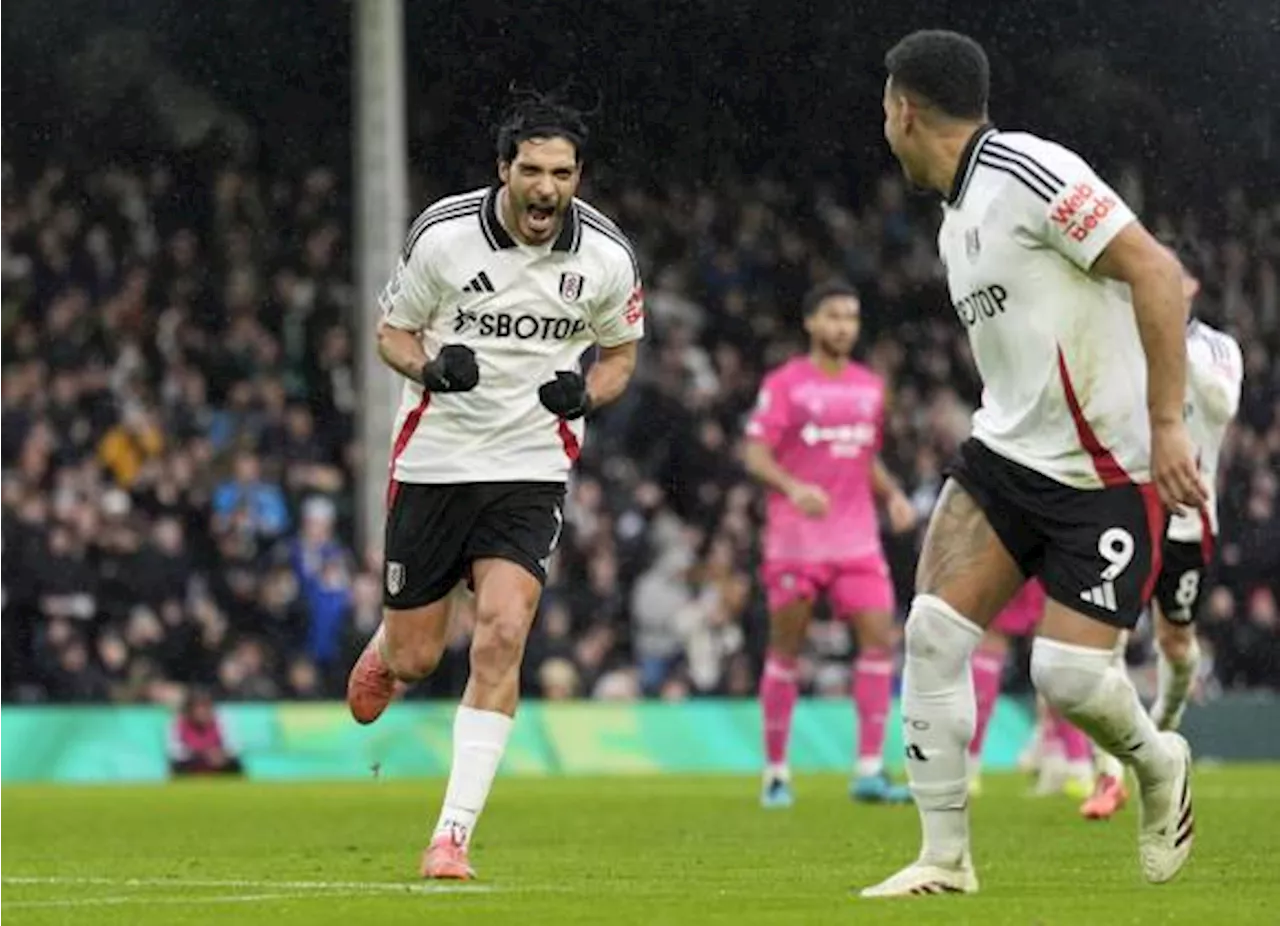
[3,159,1278,705]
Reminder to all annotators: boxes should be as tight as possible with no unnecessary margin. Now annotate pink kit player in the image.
[744,281,918,808]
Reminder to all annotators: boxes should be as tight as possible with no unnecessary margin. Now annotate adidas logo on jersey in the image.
[1080,580,1118,612]
[461,271,495,294]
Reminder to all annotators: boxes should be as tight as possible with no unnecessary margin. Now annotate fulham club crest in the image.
[386,561,405,597]
[559,272,584,302]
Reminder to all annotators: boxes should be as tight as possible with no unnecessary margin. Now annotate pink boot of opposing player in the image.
[421,833,477,880]
[1080,773,1129,821]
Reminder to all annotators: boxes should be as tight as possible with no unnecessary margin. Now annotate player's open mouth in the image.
[526,203,556,232]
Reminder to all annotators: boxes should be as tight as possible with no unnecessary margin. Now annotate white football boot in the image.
[1137,732,1194,884]
[860,855,979,898]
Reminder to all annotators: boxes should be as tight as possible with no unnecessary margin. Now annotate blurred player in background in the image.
[965,579,1096,799]
[1082,247,1243,820]
[864,30,1205,897]
[347,93,645,880]
[965,580,1044,796]
[744,281,918,808]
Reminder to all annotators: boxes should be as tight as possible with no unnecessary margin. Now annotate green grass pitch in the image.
[4,766,1279,925]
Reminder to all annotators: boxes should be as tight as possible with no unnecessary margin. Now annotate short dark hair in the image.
[802,280,860,318]
[885,30,989,120]
[496,91,590,163]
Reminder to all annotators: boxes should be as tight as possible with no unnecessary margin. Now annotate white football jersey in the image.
[938,127,1149,489]
[1167,319,1243,543]
[379,187,645,484]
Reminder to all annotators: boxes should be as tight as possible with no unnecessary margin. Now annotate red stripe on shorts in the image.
[1139,483,1165,604]
[1197,504,1216,567]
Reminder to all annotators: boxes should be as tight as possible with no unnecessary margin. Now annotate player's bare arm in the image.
[377,320,478,393]
[376,320,428,381]
[585,341,637,407]
[742,439,830,517]
[1092,223,1206,512]
[916,479,1022,626]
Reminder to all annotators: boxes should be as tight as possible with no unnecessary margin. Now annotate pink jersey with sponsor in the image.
[746,356,886,563]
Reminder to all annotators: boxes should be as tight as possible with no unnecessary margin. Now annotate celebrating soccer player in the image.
[346,93,644,880]
[862,31,1206,897]
[744,281,918,808]
[1083,247,1244,820]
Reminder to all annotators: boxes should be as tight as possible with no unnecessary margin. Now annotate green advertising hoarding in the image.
[1,699,1036,784]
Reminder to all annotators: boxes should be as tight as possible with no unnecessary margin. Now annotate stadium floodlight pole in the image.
[353,0,408,556]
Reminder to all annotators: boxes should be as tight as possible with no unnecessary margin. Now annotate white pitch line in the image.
[5,892,316,910]
[2,875,493,894]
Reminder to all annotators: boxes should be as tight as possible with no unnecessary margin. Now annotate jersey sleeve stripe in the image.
[401,204,481,258]
[975,158,1054,203]
[403,193,486,246]
[575,200,625,234]
[983,141,1067,188]
[421,191,486,220]
[575,201,638,261]
[580,214,641,283]
[406,201,481,235]
[978,149,1063,196]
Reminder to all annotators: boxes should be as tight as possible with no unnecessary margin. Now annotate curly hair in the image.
[495,88,592,163]
[885,30,989,120]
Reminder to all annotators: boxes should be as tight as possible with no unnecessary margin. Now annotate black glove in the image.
[420,344,479,393]
[538,370,592,420]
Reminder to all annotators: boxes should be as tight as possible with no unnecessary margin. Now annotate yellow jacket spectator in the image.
[98,404,164,487]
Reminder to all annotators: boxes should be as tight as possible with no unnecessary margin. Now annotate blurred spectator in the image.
[288,496,354,674]
[98,403,164,488]
[168,689,244,776]
[212,451,289,540]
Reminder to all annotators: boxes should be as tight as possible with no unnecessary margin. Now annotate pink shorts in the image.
[762,556,895,616]
[992,578,1047,636]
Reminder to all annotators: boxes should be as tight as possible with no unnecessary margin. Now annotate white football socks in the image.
[1151,637,1200,731]
[1093,632,1128,779]
[900,594,983,867]
[1030,638,1173,788]
[432,706,513,848]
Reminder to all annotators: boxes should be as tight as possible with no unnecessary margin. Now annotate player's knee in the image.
[381,608,446,680]
[767,619,805,656]
[470,612,530,675]
[1029,638,1107,716]
[903,595,979,672]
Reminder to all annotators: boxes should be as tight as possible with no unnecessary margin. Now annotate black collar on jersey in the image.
[481,186,580,253]
[946,123,998,206]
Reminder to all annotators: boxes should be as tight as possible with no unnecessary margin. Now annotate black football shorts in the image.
[946,439,1168,630]
[1153,537,1213,625]
[383,481,566,609]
